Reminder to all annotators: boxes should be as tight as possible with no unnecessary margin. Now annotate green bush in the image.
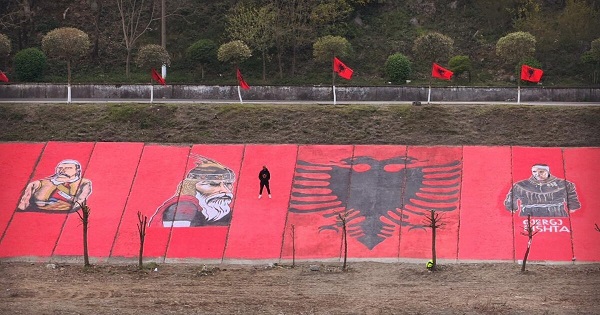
[187,39,217,79]
[384,53,412,84]
[13,48,47,82]
[135,44,171,70]
[449,55,472,81]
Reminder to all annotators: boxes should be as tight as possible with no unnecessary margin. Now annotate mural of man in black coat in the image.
[504,164,581,217]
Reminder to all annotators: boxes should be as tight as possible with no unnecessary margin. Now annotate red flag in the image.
[521,64,543,83]
[432,63,453,80]
[333,57,353,80]
[0,71,8,83]
[151,68,166,85]
[237,68,250,90]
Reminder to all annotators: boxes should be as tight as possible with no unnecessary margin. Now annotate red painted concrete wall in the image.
[1,142,598,264]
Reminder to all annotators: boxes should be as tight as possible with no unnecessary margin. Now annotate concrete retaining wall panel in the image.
[1,84,599,102]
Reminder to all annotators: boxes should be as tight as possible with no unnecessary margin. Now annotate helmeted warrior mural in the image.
[149,155,236,227]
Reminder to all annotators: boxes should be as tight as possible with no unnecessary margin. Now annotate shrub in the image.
[312,35,352,62]
[412,32,454,64]
[41,28,90,61]
[13,48,47,82]
[496,31,536,65]
[187,39,217,78]
[135,44,171,70]
[385,53,412,84]
[449,55,472,80]
[217,40,251,65]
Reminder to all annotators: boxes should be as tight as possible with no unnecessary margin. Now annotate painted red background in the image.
[0,143,597,263]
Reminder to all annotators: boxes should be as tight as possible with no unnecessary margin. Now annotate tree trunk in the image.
[521,239,531,272]
[139,236,144,269]
[67,60,71,85]
[83,218,89,267]
[126,49,131,77]
[90,0,103,60]
[277,50,283,79]
[331,55,336,87]
[78,202,91,268]
[432,222,437,271]
[292,44,297,76]
[291,224,296,268]
[137,211,147,270]
[262,50,267,82]
[342,221,347,271]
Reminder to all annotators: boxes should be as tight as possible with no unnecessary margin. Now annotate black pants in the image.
[260,181,271,195]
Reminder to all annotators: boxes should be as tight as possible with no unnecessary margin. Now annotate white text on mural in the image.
[523,219,570,233]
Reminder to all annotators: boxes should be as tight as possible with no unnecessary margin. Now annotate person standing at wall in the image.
[259,165,271,199]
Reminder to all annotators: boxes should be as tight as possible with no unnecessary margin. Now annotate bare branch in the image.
[521,214,539,272]
[137,211,148,269]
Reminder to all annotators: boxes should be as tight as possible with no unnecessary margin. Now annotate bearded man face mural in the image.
[17,159,92,213]
[149,156,236,227]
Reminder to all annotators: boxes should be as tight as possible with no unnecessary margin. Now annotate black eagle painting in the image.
[289,154,462,250]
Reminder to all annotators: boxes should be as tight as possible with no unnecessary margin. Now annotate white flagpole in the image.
[427,84,431,104]
[333,85,337,105]
[150,85,154,103]
[67,84,72,103]
[238,85,243,104]
[517,84,521,104]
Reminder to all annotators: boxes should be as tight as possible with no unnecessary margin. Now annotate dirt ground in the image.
[1,102,600,314]
[1,261,599,314]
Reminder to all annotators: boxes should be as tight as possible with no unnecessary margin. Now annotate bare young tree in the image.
[226,3,276,82]
[521,214,540,273]
[0,0,37,50]
[75,199,91,268]
[0,33,10,70]
[423,209,445,271]
[116,0,157,77]
[595,223,600,232]
[337,211,349,272]
[291,224,296,268]
[137,211,148,270]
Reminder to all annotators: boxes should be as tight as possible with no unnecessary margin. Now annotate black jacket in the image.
[259,169,270,183]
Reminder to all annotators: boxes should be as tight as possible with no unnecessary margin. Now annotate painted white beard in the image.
[197,192,233,222]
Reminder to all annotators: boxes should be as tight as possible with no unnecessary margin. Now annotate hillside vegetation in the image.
[0,0,599,85]
[1,103,599,147]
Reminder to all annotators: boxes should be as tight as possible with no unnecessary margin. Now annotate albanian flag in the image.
[0,71,8,82]
[151,68,166,85]
[432,63,453,80]
[521,64,543,83]
[236,68,250,90]
[333,57,353,80]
